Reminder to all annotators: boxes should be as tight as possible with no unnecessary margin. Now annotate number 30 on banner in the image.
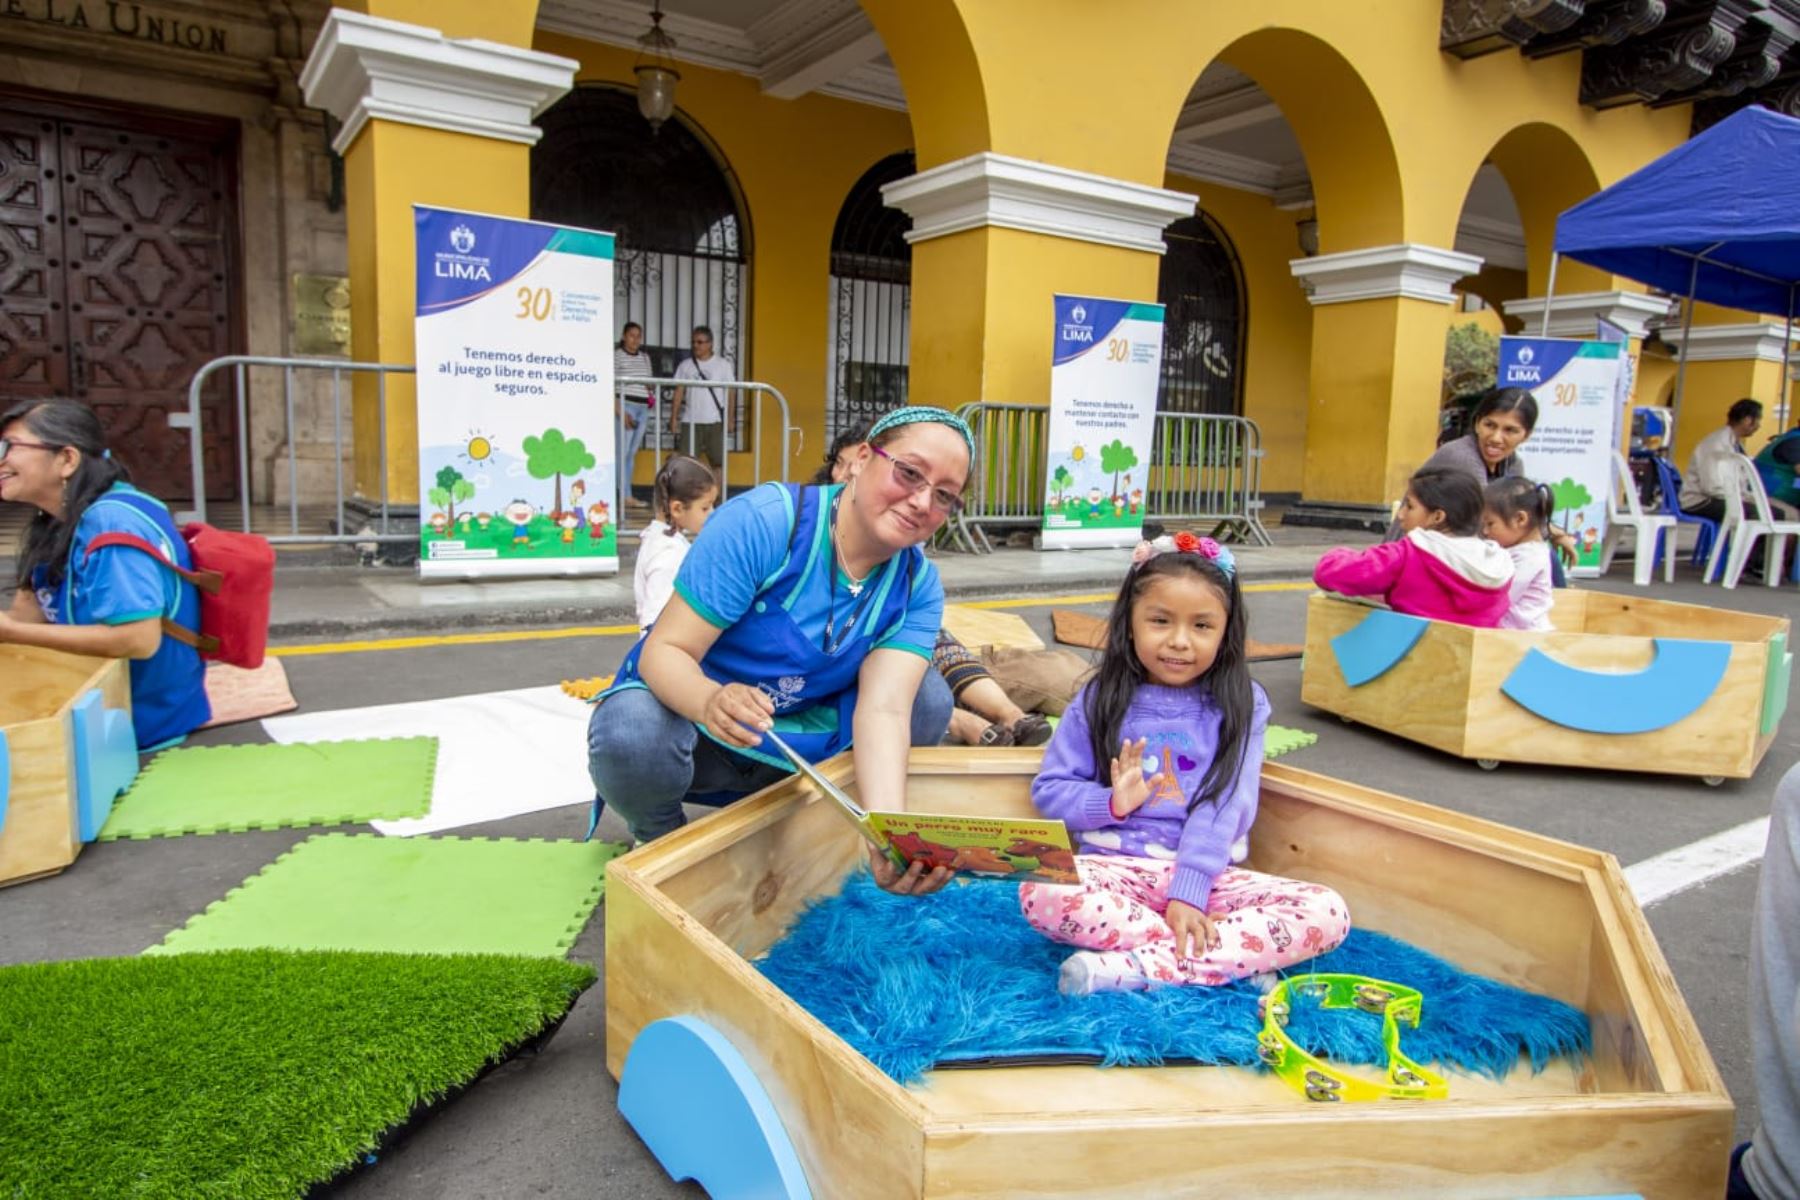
[1106,338,1130,361]
[1554,383,1577,407]
[515,286,553,321]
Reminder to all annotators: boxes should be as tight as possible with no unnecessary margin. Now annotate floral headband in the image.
[1130,530,1236,579]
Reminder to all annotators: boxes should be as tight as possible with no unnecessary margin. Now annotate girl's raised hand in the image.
[1109,737,1163,819]
[1166,899,1220,961]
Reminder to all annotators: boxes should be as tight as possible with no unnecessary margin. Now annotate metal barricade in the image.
[611,377,800,532]
[179,355,415,544]
[175,356,800,546]
[950,401,1272,552]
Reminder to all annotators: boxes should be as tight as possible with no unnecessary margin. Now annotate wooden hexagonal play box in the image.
[605,750,1732,1199]
[1,644,133,888]
[1302,591,1790,782]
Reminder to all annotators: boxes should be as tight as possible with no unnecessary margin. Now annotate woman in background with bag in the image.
[0,399,210,748]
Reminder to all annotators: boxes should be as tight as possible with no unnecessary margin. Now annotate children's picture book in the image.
[761,729,1077,884]
[864,810,1078,884]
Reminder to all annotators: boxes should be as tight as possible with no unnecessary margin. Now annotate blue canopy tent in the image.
[1547,105,1800,423]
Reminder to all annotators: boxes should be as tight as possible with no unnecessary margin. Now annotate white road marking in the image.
[1624,817,1771,907]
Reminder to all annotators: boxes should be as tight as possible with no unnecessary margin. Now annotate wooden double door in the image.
[0,90,239,501]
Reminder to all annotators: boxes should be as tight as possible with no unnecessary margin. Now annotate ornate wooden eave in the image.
[1443,0,1800,129]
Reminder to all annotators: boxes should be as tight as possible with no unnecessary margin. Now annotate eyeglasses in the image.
[871,445,964,515]
[0,438,58,461]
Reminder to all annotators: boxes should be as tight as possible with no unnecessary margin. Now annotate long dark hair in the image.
[1408,467,1485,536]
[1470,386,1539,435]
[1484,476,1554,538]
[1085,549,1253,812]
[653,454,717,521]
[4,399,130,589]
[810,422,871,486]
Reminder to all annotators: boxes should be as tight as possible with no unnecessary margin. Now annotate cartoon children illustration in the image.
[504,498,535,546]
[476,512,493,532]
[458,512,475,534]
[566,479,586,523]
[586,500,611,543]
[559,510,581,544]
[428,512,448,537]
[1581,526,1600,557]
[1087,486,1105,518]
[1130,488,1144,514]
[1112,494,1126,519]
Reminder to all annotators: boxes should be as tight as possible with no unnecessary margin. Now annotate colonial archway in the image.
[827,150,914,439]
[530,85,752,448]
[1156,213,1247,416]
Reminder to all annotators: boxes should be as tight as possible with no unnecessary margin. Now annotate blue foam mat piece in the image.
[69,688,139,842]
[1500,638,1731,734]
[619,1016,811,1200]
[1330,609,1431,687]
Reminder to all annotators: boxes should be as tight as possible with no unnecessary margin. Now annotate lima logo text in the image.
[436,223,492,281]
[1504,343,1542,385]
[1061,303,1094,344]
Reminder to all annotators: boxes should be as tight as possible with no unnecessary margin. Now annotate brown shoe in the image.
[977,721,1016,747]
[1012,713,1053,746]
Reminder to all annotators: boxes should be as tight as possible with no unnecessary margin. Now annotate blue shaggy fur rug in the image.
[757,874,1590,1086]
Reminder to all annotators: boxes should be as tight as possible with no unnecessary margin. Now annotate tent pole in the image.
[1671,254,1704,440]
[1783,285,1796,430]
[1540,252,1559,337]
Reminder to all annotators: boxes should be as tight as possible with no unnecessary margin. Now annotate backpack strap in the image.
[81,532,222,654]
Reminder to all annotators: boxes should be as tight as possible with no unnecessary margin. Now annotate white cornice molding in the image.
[1454,214,1527,272]
[1165,143,1282,195]
[882,153,1197,254]
[817,61,908,112]
[535,0,759,73]
[301,9,576,153]
[1501,291,1676,340]
[1658,321,1800,362]
[1289,243,1484,306]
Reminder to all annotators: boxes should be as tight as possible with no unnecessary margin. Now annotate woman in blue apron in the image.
[588,407,968,894]
[0,400,210,749]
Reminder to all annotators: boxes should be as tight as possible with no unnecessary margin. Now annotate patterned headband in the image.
[866,406,976,463]
[1130,531,1236,579]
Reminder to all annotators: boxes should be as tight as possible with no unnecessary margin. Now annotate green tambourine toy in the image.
[1257,973,1449,1103]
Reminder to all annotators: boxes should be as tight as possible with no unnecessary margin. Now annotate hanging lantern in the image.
[634,1,680,132]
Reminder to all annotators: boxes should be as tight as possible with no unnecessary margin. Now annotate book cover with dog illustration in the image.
[863,811,1078,884]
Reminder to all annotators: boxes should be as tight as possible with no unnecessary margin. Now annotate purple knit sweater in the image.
[1032,680,1270,911]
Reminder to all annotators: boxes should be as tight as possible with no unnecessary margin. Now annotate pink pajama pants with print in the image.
[1018,855,1352,987]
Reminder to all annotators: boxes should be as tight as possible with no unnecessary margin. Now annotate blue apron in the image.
[591,484,920,830]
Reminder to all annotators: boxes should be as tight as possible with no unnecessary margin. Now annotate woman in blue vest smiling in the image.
[588,406,965,894]
[0,399,210,749]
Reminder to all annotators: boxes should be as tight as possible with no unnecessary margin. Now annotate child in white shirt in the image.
[634,455,719,631]
[1482,477,1556,632]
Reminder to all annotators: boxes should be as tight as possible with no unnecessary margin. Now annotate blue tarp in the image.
[1554,106,1800,317]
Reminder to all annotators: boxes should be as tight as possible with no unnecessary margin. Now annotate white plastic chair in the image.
[1600,450,1676,586]
[1704,454,1800,588]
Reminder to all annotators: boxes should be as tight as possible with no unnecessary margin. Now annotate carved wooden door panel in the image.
[60,118,236,500]
[0,109,71,400]
[0,92,238,502]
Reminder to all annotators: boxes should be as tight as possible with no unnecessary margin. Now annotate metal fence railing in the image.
[176,357,799,547]
[947,401,1271,553]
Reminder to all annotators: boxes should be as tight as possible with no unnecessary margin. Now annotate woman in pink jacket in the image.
[1313,468,1514,627]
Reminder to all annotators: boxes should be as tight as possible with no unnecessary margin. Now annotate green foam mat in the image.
[149,833,625,959]
[99,737,438,841]
[0,950,594,1200]
[1264,724,1319,760]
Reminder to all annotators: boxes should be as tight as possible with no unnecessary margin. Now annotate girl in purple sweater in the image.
[1021,532,1350,995]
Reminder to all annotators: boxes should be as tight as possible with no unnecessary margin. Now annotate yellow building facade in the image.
[4,0,1796,519]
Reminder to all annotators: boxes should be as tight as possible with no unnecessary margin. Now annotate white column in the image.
[1501,291,1676,340]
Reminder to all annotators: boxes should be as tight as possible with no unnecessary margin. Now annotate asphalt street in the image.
[3,575,1793,1199]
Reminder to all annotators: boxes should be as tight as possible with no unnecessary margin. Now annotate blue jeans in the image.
[587,669,954,844]
[619,398,651,493]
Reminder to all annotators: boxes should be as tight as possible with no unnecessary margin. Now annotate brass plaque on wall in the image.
[292,273,351,356]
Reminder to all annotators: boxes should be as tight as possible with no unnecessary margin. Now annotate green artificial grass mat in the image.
[98,738,438,841]
[0,949,594,1200]
[149,833,625,959]
[1264,724,1319,760]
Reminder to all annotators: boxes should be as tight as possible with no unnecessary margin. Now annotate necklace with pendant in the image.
[823,493,877,652]
[832,493,872,596]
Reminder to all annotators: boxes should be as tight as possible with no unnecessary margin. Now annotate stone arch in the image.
[859,0,990,170]
[1479,122,1606,295]
[1199,28,1407,252]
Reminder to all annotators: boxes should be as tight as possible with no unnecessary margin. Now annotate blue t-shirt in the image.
[671,482,943,660]
[31,484,211,749]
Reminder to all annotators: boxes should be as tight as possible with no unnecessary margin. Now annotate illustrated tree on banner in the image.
[1549,478,1593,531]
[429,466,476,526]
[1050,465,1074,509]
[1100,439,1139,503]
[526,428,597,519]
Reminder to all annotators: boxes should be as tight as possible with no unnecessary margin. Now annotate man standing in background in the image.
[670,325,732,471]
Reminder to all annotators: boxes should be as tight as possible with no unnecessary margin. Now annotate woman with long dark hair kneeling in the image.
[0,399,210,748]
